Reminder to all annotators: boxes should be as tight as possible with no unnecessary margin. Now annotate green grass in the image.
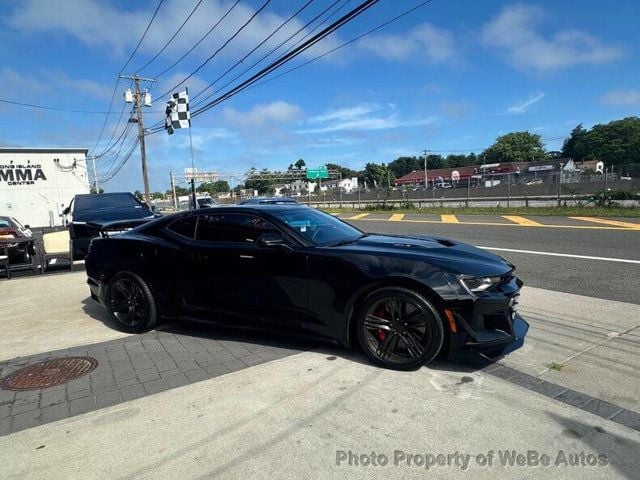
[324,205,640,218]
[548,362,564,372]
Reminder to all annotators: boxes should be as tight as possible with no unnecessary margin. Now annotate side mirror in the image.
[259,232,284,246]
[62,206,70,215]
[258,232,291,251]
[24,225,30,229]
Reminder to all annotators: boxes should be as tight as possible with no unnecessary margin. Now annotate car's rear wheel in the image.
[104,272,157,333]
[355,287,444,370]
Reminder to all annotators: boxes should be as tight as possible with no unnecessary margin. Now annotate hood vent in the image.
[435,239,456,247]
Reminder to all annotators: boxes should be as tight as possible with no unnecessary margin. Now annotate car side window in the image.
[167,216,198,239]
[196,214,276,243]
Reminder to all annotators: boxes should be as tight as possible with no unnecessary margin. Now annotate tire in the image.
[104,271,157,333]
[355,287,444,370]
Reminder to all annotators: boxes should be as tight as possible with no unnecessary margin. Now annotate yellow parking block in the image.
[502,215,544,226]
[440,214,459,223]
[569,217,640,229]
[348,213,370,220]
[389,214,405,221]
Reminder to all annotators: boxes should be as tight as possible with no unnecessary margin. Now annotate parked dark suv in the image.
[63,192,156,259]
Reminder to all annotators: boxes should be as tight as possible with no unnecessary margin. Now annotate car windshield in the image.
[270,208,362,246]
[74,193,146,211]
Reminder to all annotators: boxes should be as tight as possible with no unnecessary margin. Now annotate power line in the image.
[121,0,166,73]
[0,97,122,114]
[246,0,435,92]
[192,0,341,104]
[190,0,380,119]
[136,0,205,73]
[147,0,345,132]
[90,0,165,156]
[153,0,241,79]
[155,0,272,100]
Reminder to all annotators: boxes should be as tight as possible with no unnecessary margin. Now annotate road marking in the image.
[348,217,637,231]
[441,214,459,223]
[389,213,404,221]
[502,215,543,226]
[478,246,640,265]
[569,217,640,229]
[348,213,369,220]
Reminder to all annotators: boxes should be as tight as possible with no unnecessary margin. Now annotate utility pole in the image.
[120,74,156,206]
[86,156,99,193]
[170,171,178,210]
[422,149,429,190]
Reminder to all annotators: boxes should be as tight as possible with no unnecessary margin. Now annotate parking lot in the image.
[0,214,638,479]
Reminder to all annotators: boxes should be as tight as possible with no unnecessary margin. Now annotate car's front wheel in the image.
[355,287,444,370]
[104,271,157,333]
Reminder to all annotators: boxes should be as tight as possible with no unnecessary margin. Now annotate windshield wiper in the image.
[330,233,368,247]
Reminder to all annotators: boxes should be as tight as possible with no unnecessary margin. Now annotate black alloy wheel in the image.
[356,287,444,370]
[105,272,157,333]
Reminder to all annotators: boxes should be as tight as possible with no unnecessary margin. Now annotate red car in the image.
[0,216,35,264]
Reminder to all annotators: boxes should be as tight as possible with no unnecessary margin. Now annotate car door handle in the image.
[239,254,254,259]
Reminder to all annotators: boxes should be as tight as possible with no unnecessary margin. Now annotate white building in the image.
[0,148,89,227]
[319,177,359,194]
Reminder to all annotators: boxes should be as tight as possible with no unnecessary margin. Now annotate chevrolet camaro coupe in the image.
[85,205,528,370]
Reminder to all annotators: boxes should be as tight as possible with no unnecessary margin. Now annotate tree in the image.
[294,158,306,169]
[388,156,421,178]
[166,186,190,197]
[562,117,640,165]
[133,190,143,199]
[197,180,230,195]
[151,191,165,200]
[325,163,358,179]
[363,163,394,189]
[482,131,546,163]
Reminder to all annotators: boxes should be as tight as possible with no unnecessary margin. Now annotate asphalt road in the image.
[344,216,640,304]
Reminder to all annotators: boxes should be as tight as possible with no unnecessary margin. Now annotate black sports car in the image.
[85,205,528,370]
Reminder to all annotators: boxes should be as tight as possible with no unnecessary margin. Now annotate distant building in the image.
[319,177,359,193]
[0,147,89,227]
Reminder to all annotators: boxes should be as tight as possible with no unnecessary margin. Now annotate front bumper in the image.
[448,275,529,356]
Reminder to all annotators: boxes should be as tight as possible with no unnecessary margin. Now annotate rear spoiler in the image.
[86,218,155,238]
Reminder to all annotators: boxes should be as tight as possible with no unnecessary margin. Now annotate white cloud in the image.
[482,4,623,71]
[0,68,49,96]
[6,0,342,65]
[359,23,456,63]
[507,92,546,114]
[223,101,302,127]
[601,89,640,107]
[298,103,437,134]
[307,103,383,124]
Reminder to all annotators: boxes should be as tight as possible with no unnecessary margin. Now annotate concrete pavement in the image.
[1,272,639,479]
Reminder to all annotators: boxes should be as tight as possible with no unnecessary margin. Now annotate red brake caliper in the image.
[374,306,387,342]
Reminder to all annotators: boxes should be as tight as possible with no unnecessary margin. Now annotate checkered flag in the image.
[165,91,190,135]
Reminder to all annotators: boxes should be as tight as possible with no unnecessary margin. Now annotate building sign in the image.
[528,165,554,172]
[0,161,48,186]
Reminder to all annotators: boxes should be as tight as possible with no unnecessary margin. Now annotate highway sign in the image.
[306,166,329,179]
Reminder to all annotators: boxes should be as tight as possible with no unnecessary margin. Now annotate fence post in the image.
[466,178,470,208]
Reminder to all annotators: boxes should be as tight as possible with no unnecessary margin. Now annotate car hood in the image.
[336,233,514,277]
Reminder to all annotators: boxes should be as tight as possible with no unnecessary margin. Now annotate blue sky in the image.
[1,0,639,192]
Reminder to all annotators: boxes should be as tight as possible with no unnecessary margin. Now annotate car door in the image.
[180,212,308,330]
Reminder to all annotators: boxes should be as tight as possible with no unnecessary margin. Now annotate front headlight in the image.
[460,275,502,293]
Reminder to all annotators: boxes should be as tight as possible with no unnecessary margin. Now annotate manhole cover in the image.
[0,357,98,391]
